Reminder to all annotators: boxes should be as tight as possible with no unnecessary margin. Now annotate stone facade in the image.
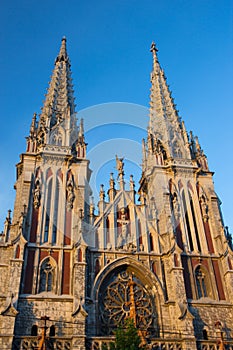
[0,38,232,350]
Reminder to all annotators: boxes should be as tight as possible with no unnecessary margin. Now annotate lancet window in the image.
[189,191,201,252]
[49,325,55,336]
[41,170,63,245]
[31,325,38,336]
[52,177,60,244]
[44,178,52,243]
[181,191,194,251]
[39,257,57,293]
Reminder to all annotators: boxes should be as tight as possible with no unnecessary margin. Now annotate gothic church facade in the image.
[0,38,233,350]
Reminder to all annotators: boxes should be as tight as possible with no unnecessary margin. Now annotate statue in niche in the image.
[200,196,208,221]
[117,208,130,249]
[172,193,180,221]
[18,212,25,235]
[150,198,158,221]
[33,180,41,209]
[66,177,75,210]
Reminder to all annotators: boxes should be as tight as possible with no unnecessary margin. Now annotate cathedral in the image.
[0,38,233,350]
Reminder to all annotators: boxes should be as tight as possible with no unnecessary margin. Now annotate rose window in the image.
[99,269,156,336]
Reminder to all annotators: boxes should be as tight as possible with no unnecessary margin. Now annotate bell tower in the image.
[0,38,91,350]
[139,42,233,345]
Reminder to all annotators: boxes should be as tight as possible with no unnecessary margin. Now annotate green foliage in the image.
[110,318,145,350]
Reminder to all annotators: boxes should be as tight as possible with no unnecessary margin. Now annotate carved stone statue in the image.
[18,212,25,235]
[200,196,208,221]
[172,193,180,221]
[116,155,124,177]
[66,177,75,210]
[33,180,41,209]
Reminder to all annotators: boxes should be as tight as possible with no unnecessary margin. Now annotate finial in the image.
[99,184,105,201]
[30,113,37,136]
[130,175,135,191]
[109,172,115,189]
[150,41,159,72]
[150,41,158,53]
[195,136,202,154]
[78,118,84,137]
[7,209,12,220]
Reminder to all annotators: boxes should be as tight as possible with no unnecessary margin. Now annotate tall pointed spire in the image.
[55,36,68,63]
[37,37,77,148]
[149,42,191,161]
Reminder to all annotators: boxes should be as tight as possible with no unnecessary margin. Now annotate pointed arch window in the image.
[15,244,20,259]
[31,325,38,336]
[149,232,154,251]
[41,170,63,245]
[203,329,208,340]
[49,325,55,337]
[95,259,100,277]
[195,265,212,299]
[106,216,110,245]
[44,178,53,243]
[189,191,201,252]
[78,248,82,262]
[181,191,194,251]
[39,257,57,293]
[52,177,60,244]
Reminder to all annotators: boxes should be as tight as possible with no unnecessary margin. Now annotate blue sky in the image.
[0,0,232,232]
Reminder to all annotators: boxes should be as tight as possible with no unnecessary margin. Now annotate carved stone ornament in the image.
[1,295,19,317]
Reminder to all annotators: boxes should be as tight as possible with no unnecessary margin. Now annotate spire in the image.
[149,41,191,160]
[55,36,68,63]
[37,37,77,147]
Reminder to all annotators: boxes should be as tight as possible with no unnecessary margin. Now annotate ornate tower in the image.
[138,42,233,348]
[0,38,91,350]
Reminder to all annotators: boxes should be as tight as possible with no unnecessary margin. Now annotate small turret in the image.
[75,118,86,158]
[98,184,106,214]
[108,173,116,202]
[26,113,38,153]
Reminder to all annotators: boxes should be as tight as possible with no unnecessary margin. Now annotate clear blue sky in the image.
[0,0,232,232]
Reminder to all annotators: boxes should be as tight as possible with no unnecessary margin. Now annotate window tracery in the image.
[195,265,211,299]
[39,257,57,293]
[98,269,157,337]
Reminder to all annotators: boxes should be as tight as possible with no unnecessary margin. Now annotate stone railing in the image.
[12,336,72,350]
[89,337,183,350]
[197,340,233,350]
